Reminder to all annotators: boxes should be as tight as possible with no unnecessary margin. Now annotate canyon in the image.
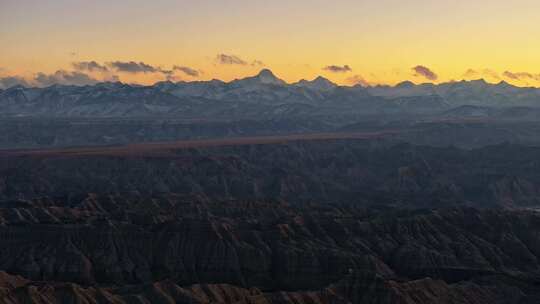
[1,138,540,303]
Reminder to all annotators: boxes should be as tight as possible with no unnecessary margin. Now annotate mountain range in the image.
[3,70,540,304]
[1,69,540,118]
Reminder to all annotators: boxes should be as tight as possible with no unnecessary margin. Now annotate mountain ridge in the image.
[1,69,540,118]
[5,69,539,91]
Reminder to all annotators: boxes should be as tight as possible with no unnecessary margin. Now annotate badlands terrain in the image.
[1,72,540,303]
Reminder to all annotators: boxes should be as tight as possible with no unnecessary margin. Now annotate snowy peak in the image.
[257,69,275,78]
[232,69,286,86]
[253,69,286,85]
[5,84,27,91]
[295,76,337,91]
[456,79,489,89]
[395,81,416,89]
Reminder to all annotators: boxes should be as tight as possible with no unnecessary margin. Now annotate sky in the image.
[2,0,540,88]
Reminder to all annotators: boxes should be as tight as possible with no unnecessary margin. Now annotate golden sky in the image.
[1,0,540,87]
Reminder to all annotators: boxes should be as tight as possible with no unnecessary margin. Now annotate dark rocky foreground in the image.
[2,139,540,303]
[1,195,540,303]
[3,139,540,207]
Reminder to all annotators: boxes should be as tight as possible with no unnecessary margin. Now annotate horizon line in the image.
[2,68,537,90]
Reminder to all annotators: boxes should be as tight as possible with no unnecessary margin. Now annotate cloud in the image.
[251,60,265,67]
[482,69,500,80]
[107,61,161,73]
[173,66,200,77]
[412,65,438,81]
[72,61,109,72]
[104,74,120,82]
[0,76,30,89]
[34,70,99,86]
[346,74,370,86]
[215,54,264,67]
[160,69,174,75]
[463,68,500,80]
[323,65,352,73]
[463,69,478,78]
[503,71,540,82]
[216,54,248,65]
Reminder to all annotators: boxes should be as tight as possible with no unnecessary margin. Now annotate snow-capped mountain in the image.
[294,76,337,91]
[157,69,344,104]
[231,69,287,86]
[1,70,540,118]
[368,79,540,106]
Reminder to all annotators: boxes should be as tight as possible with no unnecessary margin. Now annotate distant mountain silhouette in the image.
[1,70,540,118]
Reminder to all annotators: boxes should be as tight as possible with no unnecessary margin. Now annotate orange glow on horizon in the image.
[1,0,540,88]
